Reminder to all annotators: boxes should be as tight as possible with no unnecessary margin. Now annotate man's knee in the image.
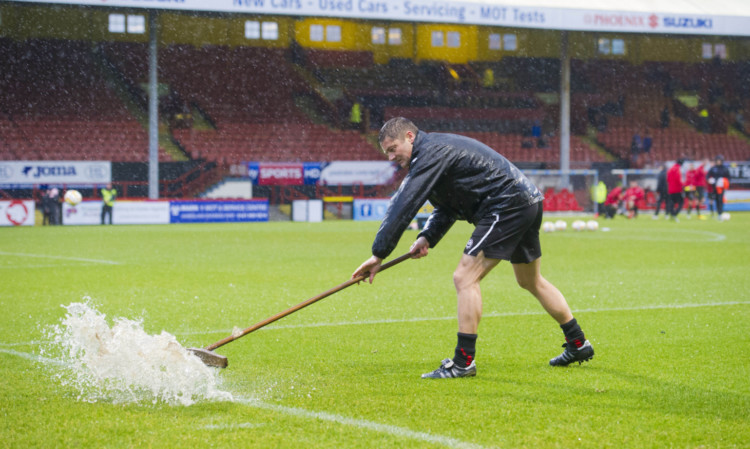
[514,266,540,292]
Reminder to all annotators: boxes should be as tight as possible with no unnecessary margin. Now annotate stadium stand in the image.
[0,38,172,162]
[173,123,381,164]
[101,43,383,163]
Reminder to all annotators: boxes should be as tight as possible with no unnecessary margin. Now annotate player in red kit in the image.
[603,184,624,219]
[623,180,645,219]
[667,159,685,221]
[691,160,708,219]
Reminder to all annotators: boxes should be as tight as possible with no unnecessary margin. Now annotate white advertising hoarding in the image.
[63,201,171,225]
[7,0,750,36]
[0,200,35,226]
[0,161,111,188]
[320,161,397,186]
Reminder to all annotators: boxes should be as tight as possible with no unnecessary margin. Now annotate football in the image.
[586,220,599,231]
[572,220,586,231]
[720,212,731,221]
[64,189,82,206]
[542,221,556,233]
[554,220,567,231]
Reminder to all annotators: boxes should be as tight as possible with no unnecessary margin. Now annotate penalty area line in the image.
[0,251,121,265]
[234,397,491,449]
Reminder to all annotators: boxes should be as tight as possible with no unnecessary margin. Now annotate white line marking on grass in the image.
[0,348,65,366]
[203,422,266,430]
[234,397,491,449]
[555,228,727,242]
[6,302,747,347]
[173,301,750,336]
[0,251,121,265]
[0,340,43,347]
[0,264,104,270]
[0,348,489,448]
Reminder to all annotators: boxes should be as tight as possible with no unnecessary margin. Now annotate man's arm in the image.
[371,148,451,260]
[417,206,456,249]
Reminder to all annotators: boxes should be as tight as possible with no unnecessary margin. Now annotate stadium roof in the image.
[8,0,750,36]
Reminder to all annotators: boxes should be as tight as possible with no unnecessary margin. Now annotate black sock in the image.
[453,332,477,367]
[560,318,586,348]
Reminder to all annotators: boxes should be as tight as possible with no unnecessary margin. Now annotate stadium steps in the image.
[294,94,331,125]
[582,127,616,162]
[201,178,253,199]
[94,47,188,161]
[728,126,750,146]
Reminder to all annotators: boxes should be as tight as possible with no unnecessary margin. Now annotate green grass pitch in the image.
[1,213,749,448]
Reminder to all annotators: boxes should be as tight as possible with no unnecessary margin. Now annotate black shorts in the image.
[463,202,543,264]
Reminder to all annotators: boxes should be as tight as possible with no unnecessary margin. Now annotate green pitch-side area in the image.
[1,214,748,448]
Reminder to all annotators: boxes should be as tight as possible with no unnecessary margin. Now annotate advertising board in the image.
[0,200,35,226]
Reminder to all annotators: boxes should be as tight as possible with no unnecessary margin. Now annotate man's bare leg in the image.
[513,258,594,366]
[454,252,500,334]
[512,258,573,325]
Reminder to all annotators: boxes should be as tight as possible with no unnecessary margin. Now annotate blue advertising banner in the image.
[169,200,269,223]
[303,162,325,185]
[353,198,391,221]
[247,162,324,185]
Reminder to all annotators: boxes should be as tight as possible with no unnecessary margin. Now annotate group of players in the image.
[603,155,732,221]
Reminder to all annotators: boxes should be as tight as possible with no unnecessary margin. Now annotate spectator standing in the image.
[100,183,117,225]
[707,155,731,220]
[41,189,53,226]
[630,130,642,167]
[48,188,61,225]
[667,159,685,221]
[653,164,669,219]
[642,131,653,166]
[661,105,670,128]
[590,180,607,217]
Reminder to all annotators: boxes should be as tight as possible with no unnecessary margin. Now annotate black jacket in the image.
[707,164,731,185]
[372,131,543,259]
[656,168,668,194]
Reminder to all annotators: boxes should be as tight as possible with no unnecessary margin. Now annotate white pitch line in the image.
[0,251,121,265]
[202,422,266,430]
[0,348,65,366]
[173,300,750,336]
[3,301,747,348]
[234,397,491,449]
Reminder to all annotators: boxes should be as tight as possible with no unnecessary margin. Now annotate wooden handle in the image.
[205,252,411,351]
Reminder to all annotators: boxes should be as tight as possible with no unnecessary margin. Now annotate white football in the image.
[586,220,599,231]
[720,212,731,221]
[64,189,82,206]
[542,221,556,233]
[554,220,567,231]
[572,220,586,231]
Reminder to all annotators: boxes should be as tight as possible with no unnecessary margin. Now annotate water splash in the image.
[43,301,233,406]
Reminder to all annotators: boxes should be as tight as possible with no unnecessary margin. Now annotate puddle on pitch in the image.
[41,301,233,406]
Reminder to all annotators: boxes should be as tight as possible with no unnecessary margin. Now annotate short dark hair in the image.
[378,117,418,146]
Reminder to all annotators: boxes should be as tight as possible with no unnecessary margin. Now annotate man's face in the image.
[380,131,415,169]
